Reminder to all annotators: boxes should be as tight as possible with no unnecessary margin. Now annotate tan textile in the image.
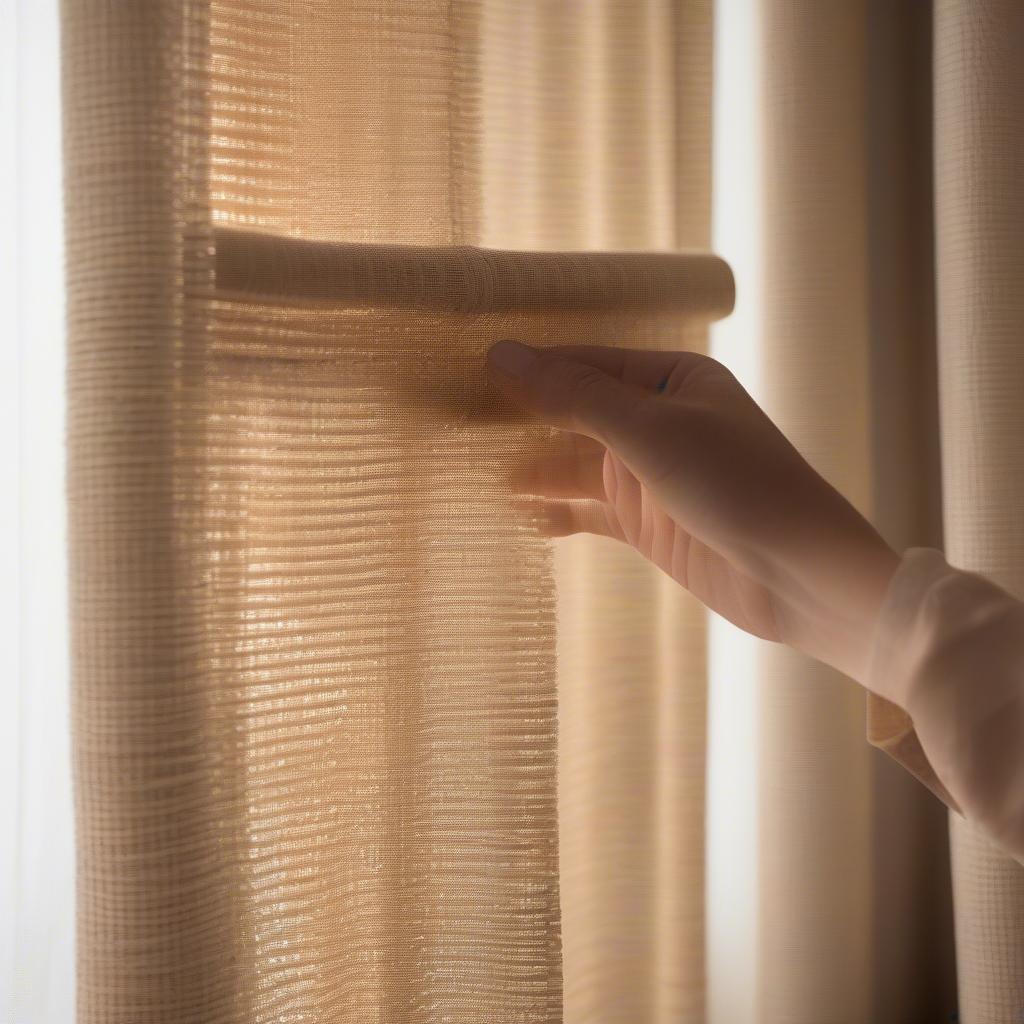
[932,1,1024,1017]
[758,3,952,1019]
[61,0,1024,1020]
[476,5,715,1021]
[757,4,875,1016]
[63,1,722,1020]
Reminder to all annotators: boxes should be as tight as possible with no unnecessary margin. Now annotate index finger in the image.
[534,344,710,392]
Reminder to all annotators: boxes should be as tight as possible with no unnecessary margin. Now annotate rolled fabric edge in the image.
[212,227,736,320]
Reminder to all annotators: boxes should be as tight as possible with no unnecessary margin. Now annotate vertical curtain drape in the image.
[63,2,726,1021]
[62,1,1024,1022]
[934,1,1024,1018]
[758,3,877,1015]
[757,2,957,1019]
[759,1,1024,1020]
[478,5,714,1020]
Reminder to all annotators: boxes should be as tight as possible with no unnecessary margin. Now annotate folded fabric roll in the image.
[213,227,735,318]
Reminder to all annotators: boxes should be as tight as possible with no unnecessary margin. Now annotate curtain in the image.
[934,2,1024,1017]
[758,2,1024,1019]
[63,2,725,1020]
[61,2,1024,1023]
[759,2,1024,1019]
[2,2,74,1019]
[757,3,955,1019]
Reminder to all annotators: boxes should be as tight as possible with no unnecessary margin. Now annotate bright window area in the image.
[2,2,73,1020]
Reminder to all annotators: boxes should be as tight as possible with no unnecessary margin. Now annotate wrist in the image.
[774,516,900,683]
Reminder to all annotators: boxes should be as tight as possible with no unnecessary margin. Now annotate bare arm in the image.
[487,340,1024,861]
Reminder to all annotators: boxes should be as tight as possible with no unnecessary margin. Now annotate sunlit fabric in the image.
[61,1,1024,1021]
[63,2,725,1020]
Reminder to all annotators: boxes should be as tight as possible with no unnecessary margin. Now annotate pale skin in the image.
[487,339,1024,860]
[485,340,901,687]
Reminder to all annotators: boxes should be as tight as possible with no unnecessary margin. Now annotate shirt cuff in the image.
[865,548,960,812]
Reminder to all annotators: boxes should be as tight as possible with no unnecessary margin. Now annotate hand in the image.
[486,341,900,684]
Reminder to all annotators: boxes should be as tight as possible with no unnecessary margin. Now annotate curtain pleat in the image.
[756,2,984,1018]
[934,1,1024,1018]
[863,4,958,1017]
[479,5,713,1020]
[757,3,874,1015]
[62,3,232,1016]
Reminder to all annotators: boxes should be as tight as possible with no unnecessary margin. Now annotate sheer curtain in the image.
[60,1,1024,1022]
[3,1,74,1021]
[63,2,727,1020]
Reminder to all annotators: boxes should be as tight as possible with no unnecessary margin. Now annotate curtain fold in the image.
[757,2,874,1015]
[478,5,714,1020]
[934,1,1024,1017]
[755,0,1024,1018]
[63,3,231,1014]
[863,4,958,1015]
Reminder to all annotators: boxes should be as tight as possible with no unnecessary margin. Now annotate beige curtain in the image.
[64,2,723,1020]
[934,3,1024,1018]
[759,2,1024,1020]
[61,1,1024,1022]
[758,3,953,1019]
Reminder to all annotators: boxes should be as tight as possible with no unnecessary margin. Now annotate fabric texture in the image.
[932,1,1024,1016]
[757,1,1021,1019]
[757,5,876,1015]
[61,0,1024,1021]
[476,5,715,1021]
[63,1,723,1020]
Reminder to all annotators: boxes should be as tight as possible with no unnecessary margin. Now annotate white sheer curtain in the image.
[706,0,760,1019]
[1,1,73,1021]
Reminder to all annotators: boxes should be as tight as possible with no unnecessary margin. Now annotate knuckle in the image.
[537,359,608,415]
[685,355,731,387]
[569,364,612,402]
[674,355,743,405]
[708,358,737,385]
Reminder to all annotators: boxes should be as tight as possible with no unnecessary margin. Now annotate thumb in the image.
[486,341,651,449]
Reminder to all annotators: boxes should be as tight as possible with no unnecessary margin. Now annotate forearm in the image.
[756,481,901,685]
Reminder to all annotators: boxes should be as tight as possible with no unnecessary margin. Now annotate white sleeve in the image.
[866,547,1024,862]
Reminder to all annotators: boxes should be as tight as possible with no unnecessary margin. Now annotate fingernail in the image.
[487,340,538,383]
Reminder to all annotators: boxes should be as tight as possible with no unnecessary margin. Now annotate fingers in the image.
[486,340,656,449]
[603,452,643,545]
[509,433,607,500]
[514,497,624,541]
[532,344,710,393]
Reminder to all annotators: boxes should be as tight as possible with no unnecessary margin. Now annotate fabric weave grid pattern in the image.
[934,1,1024,1016]
[67,0,1024,1019]
[63,1,725,1019]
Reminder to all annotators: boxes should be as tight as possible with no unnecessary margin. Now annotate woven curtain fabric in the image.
[756,4,958,1019]
[757,4,876,1016]
[62,0,1024,1021]
[478,5,713,1021]
[62,2,724,1021]
[758,0,1024,1019]
[934,1,1024,1017]
[861,4,959,1016]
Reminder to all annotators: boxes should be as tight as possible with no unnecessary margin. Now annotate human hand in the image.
[486,341,899,684]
